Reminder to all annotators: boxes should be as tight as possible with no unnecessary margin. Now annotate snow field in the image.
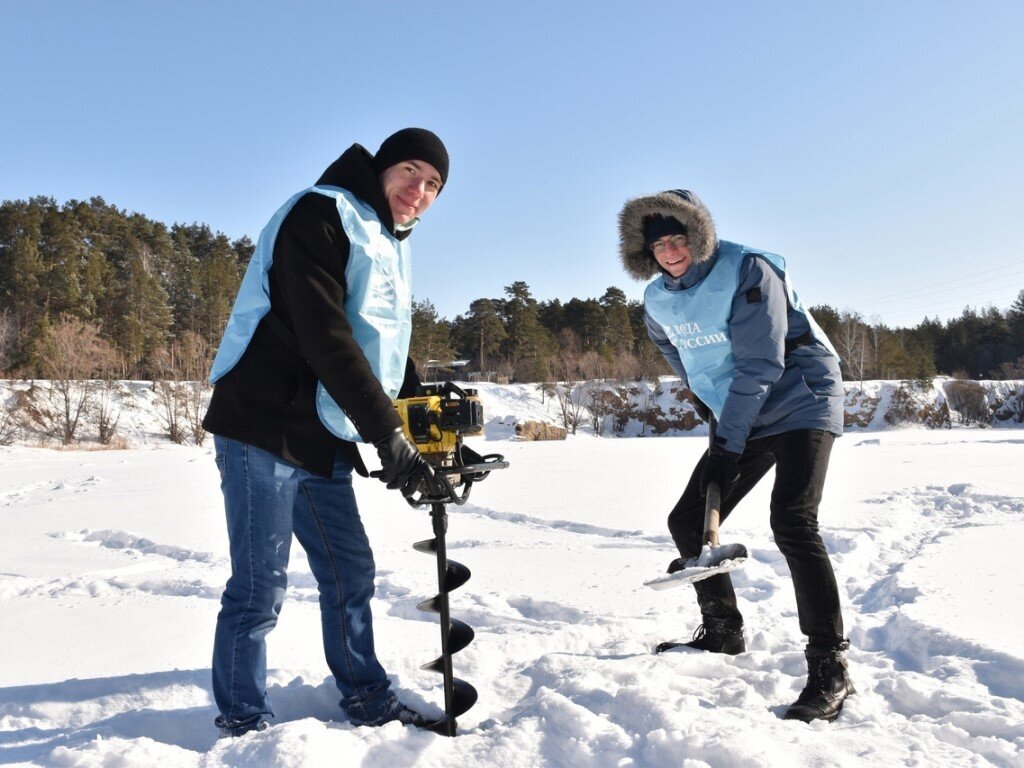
[1,421,1022,766]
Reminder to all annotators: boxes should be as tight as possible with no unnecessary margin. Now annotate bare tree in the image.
[151,332,212,444]
[37,316,117,444]
[0,399,19,446]
[95,380,122,445]
[609,350,643,383]
[176,332,213,445]
[155,380,189,444]
[996,356,1024,380]
[553,382,587,434]
[633,379,660,437]
[943,379,991,427]
[586,384,617,436]
[835,311,868,387]
[867,314,886,380]
[548,330,589,434]
[90,328,126,446]
[577,350,605,381]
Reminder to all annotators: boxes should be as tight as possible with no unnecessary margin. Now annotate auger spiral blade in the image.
[415,560,471,592]
[413,538,437,554]
[420,620,476,665]
[415,503,477,736]
[415,563,470,613]
[443,561,471,592]
[434,679,478,719]
[416,595,441,614]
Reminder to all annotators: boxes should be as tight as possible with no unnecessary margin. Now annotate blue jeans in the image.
[211,436,395,726]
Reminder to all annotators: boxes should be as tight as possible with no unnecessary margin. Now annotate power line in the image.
[829,284,1022,325]
[875,287,1022,324]
[854,264,1024,308]
[855,271,1024,310]
[884,292,1020,319]
[848,258,1024,306]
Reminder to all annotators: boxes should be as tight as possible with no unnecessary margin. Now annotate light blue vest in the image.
[209,185,412,442]
[644,241,837,420]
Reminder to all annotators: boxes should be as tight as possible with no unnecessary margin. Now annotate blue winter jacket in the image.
[644,246,844,454]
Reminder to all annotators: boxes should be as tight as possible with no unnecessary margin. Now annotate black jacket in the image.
[202,145,419,477]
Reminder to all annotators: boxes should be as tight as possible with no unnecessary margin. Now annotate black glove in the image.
[374,428,433,498]
[700,447,741,498]
[690,393,710,423]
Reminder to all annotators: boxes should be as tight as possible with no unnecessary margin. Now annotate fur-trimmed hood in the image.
[618,189,718,281]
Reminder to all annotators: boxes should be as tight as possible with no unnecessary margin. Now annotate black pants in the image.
[667,429,844,647]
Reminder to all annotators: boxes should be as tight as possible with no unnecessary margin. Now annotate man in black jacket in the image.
[203,128,448,735]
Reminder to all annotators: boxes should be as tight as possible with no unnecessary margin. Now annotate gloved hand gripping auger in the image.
[382,383,509,736]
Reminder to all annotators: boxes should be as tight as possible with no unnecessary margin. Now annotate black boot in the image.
[215,714,269,738]
[656,618,745,654]
[784,643,855,723]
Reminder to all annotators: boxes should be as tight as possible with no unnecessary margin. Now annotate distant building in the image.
[423,359,470,381]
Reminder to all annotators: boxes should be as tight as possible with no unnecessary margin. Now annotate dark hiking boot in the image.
[784,644,856,723]
[656,619,745,655]
[350,695,435,729]
[216,714,269,738]
[391,702,436,729]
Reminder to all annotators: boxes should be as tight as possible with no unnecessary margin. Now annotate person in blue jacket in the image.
[618,189,854,723]
[203,128,449,736]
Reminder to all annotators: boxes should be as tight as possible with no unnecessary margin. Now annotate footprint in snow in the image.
[55,528,221,564]
[507,596,588,623]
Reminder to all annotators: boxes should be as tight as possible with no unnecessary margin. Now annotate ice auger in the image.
[388,383,509,736]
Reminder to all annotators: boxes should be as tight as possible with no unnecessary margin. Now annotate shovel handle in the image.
[703,481,722,548]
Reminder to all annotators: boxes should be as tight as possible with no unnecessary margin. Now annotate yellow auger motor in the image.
[393,381,485,466]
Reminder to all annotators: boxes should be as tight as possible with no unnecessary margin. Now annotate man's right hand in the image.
[700,446,741,498]
[374,428,433,498]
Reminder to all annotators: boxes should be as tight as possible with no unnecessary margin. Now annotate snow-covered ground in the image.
[1,385,1023,767]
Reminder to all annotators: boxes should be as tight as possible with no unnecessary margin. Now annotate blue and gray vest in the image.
[644,241,837,420]
[209,185,412,442]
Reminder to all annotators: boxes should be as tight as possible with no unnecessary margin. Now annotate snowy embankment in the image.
[1,377,1021,449]
[1,383,1023,767]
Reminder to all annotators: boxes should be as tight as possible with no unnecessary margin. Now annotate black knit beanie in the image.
[643,214,688,251]
[373,128,449,187]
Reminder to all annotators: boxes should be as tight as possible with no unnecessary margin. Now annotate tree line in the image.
[0,196,252,381]
[411,285,1024,385]
[2,196,1023,385]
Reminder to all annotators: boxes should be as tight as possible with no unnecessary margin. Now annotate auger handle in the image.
[367,466,469,506]
[401,456,509,508]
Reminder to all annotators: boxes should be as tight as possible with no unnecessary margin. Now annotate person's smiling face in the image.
[379,160,443,225]
[651,234,692,278]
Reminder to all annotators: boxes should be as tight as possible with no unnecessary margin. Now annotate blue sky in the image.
[2,1,1022,327]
